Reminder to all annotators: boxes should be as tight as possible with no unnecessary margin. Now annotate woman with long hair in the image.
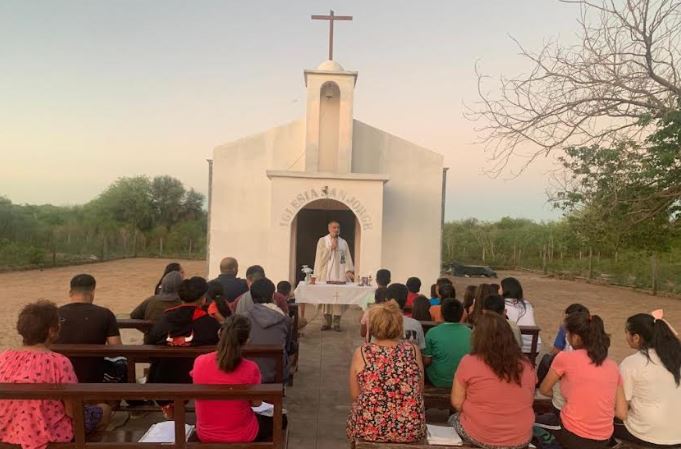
[467,283,496,325]
[191,315,279,443]
[153,262,184,295]
[411,295,433,321]
[462,285,477,322]
[500,277,540,352]
[450,313,536,449]
[347,301,426,443]
[539,311,627,449]
[615,311,681,447]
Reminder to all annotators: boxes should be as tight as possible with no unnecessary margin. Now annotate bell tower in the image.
[304,60,357,174]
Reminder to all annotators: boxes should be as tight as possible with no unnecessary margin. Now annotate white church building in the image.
[207,55,446,287]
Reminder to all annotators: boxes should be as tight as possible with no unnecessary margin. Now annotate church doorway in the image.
[290,199,359,284]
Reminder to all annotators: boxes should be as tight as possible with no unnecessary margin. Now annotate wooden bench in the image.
[354,441,473,449]
[0,382,286,449]
[50,344,284,384]
[354,439,677,449]
[117,319,153,333]
[117,310,299,385]
[419,321,541,364]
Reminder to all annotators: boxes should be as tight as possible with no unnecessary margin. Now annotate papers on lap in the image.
[252,401,274,416]
[139,421,194,443]
[427,424,463,446]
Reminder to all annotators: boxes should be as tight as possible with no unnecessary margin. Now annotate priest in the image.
[313,219,355,331]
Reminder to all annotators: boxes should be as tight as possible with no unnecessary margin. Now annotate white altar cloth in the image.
[294,282,375,308]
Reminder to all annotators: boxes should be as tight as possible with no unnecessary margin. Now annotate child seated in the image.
[423,299,470,388]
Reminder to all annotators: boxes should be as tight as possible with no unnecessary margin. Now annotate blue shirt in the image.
[553,325,567,350]
[429,297,441,306]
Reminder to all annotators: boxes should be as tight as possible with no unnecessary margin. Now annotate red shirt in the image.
[456,354,536,446]
[406,292,419,310]
[191,353,261,443]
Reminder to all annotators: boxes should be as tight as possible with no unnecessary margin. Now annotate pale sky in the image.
[0,0,582,221]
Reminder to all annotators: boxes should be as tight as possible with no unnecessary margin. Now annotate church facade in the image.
[208,58,446,287]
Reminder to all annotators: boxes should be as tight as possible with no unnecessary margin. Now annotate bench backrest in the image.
[50,344,284,384]
[116,319,153,332]
[0,382,284,449]
[418,321,541,363]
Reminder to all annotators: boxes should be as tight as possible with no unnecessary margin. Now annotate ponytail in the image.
[627,313,681,386]
[216,315,251,372]
[586,315,610,366]
[565,311,610,366]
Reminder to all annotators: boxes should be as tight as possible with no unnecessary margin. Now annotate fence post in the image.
[159,237,164,257]
[588,247,593,280]
[542,243,548,274]
[651,253,658,296]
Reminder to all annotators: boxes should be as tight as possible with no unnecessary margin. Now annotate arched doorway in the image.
[290,198,360,283]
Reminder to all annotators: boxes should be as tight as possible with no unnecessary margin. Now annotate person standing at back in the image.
[314,220,355,331]
[57,274,121,383]
[212,257,249,303]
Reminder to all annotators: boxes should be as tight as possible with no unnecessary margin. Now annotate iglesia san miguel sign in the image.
[279,186,374,231]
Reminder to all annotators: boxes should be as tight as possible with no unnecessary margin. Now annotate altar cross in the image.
[311,9,353,61]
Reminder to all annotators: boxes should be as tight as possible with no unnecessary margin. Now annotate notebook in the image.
[252,401,277,417]
[426,424,463,446]
[139,421,194,443]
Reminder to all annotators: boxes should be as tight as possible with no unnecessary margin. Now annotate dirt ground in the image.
[0,258,207,349]
[0,259,679,361]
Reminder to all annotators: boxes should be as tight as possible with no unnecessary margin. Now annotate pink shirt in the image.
[552,349,622,440]
[455,354,536,447]
[191,353,261,443]
[0,349,78,449]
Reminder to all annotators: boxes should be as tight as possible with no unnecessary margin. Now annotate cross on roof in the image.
[311,10,353,61]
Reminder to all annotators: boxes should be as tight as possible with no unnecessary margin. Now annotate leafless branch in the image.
[467,0,681,175]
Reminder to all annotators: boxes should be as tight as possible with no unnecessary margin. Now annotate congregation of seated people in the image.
[353,273,681,449]
[0,257,294,448]
[1,261,680,449]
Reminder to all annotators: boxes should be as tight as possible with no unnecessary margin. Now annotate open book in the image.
[426,424,463,446]
[139,421,194,443]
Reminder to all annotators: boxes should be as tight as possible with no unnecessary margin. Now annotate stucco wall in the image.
[208,120,305,278]
[353,120,444,287]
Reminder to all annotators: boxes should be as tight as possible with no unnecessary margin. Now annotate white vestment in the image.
[313,234,354,316]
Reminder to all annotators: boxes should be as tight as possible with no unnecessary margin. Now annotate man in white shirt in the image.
[313,220,355,331]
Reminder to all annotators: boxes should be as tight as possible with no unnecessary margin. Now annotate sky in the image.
[0,0,583,221]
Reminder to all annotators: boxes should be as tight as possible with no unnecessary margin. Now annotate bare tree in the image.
[469,0,681,174]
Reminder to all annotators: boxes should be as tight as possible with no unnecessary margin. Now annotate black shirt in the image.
[57,302,120,382]
[213,274,249,302]
[147,304,221,384]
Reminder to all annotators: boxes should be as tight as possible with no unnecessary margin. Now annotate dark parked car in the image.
[447,261,497,278]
